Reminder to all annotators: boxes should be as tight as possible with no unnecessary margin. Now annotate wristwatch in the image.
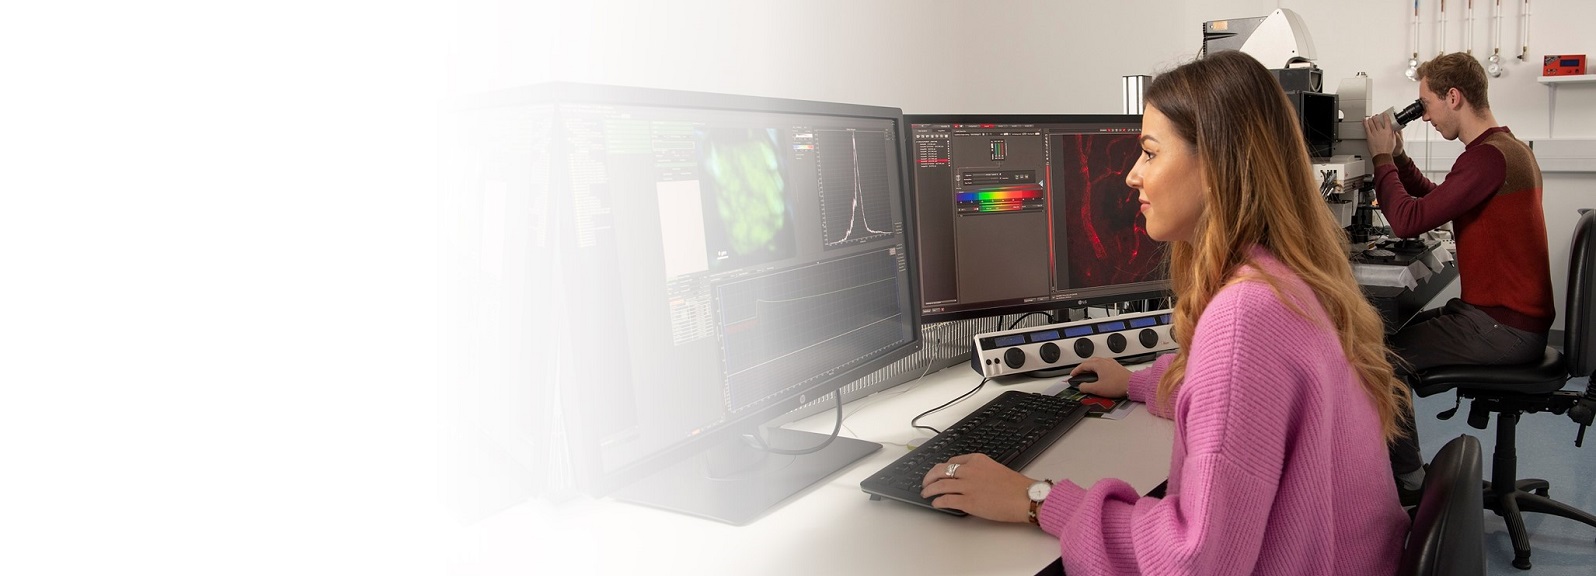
[1027,479,1053,525]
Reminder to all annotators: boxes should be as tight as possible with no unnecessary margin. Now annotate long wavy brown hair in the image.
[1145,51,1410,443]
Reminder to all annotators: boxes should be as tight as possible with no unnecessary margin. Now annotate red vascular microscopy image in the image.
[1054,133,1164,288]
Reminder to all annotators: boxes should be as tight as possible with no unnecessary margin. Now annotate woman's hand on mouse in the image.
[1069,358,1131,398]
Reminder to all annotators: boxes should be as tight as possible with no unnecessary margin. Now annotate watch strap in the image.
[1027,479,1053,525]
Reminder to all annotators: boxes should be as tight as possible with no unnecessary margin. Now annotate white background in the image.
[6,1,1594,574]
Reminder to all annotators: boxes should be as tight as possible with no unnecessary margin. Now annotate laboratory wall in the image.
[452,0,1596,332]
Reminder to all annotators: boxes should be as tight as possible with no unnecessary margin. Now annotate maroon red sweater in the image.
[1371,126,1554,334]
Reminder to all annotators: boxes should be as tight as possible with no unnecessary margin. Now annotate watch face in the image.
[1028,481,1051,501]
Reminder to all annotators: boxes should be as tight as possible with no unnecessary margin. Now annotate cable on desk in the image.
[842,337,952,424]
[839,336,963,446]
[747,389,844,455]
[909,377,988,436]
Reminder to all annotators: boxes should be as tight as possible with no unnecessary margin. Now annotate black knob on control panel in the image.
[1073,338,1094,358]
[1106,333,1127,353]
[1139,328,1159,348]
[1003,347,1026,369]
[1039,342,1061,363]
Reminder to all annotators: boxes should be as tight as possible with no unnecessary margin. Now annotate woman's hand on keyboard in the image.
[919,453,1034,523]
[1069,358,1130,398]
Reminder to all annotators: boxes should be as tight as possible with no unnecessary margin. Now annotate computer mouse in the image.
[1067,372,1098,386]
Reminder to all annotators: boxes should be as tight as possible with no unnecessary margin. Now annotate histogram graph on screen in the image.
[818,129,895,247]
[715,247,909,410]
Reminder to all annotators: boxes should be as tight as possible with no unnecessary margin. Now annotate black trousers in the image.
[1387,298,1547,475]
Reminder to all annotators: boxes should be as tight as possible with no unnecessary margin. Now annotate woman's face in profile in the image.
[1126,105,1204,243]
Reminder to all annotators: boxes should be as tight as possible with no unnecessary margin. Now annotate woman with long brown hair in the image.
[920,51,1412,575]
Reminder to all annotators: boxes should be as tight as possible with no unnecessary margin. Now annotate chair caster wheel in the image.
[1535,487,1549,497]
[1513,556,1532,570]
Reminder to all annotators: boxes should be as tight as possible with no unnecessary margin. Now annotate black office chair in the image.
[1400,434,1486,576]
[1410,208,1596,570]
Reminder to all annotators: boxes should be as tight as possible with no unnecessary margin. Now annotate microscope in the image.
[1387,99,1425,128]
[1371,100,1433,257]
[1344,99,1428,258]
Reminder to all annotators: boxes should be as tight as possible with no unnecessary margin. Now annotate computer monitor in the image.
[906,115,1170,323]
[457,83,922,525]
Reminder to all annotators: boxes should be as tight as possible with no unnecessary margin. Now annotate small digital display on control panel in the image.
[994,335,1026,347]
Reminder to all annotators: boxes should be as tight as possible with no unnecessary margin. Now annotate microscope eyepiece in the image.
[1392,99,1424,127]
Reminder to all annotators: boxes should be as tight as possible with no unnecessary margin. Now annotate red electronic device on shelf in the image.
[1543,55,1587,76]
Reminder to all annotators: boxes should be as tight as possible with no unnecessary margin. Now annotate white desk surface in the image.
[450,362,1175,575]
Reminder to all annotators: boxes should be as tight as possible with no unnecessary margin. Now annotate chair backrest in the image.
[1567,208,1596,378]
[1398,434,1485,576]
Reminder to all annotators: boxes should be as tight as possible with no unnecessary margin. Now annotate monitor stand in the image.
[611,427,880,526]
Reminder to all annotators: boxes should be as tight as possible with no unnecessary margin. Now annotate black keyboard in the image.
[861,390,1089,514]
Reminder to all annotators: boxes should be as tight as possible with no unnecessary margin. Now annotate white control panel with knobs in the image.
[970,309,1178,377]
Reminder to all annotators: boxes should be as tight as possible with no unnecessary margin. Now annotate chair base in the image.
[1468,408,1596,569]
[1482,478,1596,570]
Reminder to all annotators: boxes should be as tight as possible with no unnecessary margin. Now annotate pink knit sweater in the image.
[1038,250,1409,575]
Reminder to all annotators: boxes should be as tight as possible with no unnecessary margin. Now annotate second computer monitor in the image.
[907,115,1169,323]
[456,83,923,525]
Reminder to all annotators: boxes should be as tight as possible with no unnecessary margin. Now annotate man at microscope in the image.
[1363,51,1554,505]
